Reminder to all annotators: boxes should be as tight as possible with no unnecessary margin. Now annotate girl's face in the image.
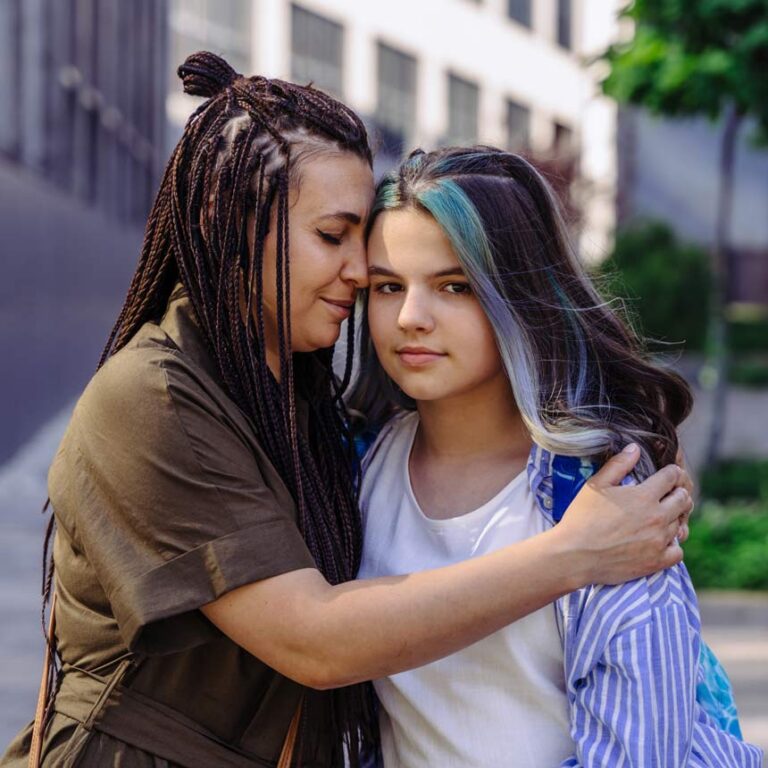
[255,152,374,357]
[367,207,506,404]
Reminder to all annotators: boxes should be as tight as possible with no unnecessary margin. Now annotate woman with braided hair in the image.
[3,54,693,768]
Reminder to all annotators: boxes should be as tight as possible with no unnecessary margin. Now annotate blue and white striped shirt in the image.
[526,444,763,767]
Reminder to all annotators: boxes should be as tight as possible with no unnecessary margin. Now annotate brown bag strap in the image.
[28,592,57,768]
[277,697,303,768]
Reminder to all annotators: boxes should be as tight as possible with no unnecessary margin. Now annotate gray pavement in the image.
[699,592,768,757]
[0,512,45,743]
[0,159,141,465]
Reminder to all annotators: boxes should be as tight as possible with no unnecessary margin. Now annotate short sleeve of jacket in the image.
[52,344,316,656]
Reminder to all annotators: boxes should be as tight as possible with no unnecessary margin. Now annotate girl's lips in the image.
[396,349,447,367]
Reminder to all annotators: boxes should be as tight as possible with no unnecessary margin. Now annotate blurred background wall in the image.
[1,0,766,753]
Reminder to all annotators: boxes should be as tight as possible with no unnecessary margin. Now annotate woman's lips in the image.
[396,347,447,367]
[321,298,354,319]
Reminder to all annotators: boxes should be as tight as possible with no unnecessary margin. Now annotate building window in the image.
[169,0,252,89]
[507,0,531,28]
[375,43,417,157]
[506,99,530,151]
[291,4,343,97]
[447,73,479,145]
[557,0,572,50]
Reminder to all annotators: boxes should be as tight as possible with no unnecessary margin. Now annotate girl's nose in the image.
[397,289,435,333]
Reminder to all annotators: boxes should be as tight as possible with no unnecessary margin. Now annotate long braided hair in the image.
[43,51,377,764]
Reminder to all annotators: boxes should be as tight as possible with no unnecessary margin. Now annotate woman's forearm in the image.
[302,524,585,687]
[203,524,584,689]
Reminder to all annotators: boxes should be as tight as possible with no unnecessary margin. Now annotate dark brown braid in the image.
[44,51,377,765]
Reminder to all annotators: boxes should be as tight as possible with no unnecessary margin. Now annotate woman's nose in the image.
[340,242,369,289]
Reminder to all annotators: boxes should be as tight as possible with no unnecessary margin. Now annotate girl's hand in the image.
[554,445,694,587]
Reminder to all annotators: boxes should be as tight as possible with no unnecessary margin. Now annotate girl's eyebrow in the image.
[368,265,466,278]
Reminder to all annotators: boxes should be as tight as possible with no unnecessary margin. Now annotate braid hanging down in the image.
[43,51,377,766]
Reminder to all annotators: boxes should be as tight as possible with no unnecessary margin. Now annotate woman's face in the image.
[367,207,506,404]
[256,152,374,359]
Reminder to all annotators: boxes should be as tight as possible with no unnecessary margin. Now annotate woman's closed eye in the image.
[316,229,343,245]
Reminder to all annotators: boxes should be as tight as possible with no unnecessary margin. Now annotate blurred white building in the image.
[167,0,623,261]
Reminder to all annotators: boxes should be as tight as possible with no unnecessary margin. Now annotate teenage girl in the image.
[355,147,762,767]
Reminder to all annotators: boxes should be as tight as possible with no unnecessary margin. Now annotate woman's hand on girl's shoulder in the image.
[555,445,694,587]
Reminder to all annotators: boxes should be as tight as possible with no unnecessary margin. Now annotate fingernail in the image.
[622,443,638,454]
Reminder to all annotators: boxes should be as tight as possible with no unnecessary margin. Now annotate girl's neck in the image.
[414,372,531,464]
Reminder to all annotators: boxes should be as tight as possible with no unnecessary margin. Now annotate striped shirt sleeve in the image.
[557,568,763,767]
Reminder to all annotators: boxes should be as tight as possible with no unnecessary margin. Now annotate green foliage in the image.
[601,0,768,137]
[598,220,710,351]
[728,317,768,386]
[729,356,768,388]
[684,501,768,590]
[730,317,768,354]
[701,458,768,501]
[689,460,768,590]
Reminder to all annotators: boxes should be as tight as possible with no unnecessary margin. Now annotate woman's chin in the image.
[294,328,343,353]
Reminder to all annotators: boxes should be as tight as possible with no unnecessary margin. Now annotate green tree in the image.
[599,221,711,352]
[600,0,768,464]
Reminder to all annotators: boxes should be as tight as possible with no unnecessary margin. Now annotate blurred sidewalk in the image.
[0,508,45,745]
[699,591,768,757]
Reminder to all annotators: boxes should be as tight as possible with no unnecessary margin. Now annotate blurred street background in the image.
[1,0,766,756]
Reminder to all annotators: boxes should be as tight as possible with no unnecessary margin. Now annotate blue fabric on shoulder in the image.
[550,454,744,738]
[354,429,380,465]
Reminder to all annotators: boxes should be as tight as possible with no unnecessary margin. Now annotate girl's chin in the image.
[393,381,450,402]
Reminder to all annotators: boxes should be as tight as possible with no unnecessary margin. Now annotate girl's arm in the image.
[202,448,690,690]
[555,577,763,768]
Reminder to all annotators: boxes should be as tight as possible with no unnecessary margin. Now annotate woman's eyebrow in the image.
[318,211,362,225]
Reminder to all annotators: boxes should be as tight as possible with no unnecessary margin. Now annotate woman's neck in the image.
[414,372,531,464]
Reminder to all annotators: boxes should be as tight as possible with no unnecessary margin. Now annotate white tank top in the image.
[358,412,572,768]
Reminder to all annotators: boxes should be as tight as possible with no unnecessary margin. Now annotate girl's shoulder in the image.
[357,410,418,475]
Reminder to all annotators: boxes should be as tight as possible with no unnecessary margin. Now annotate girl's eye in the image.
[317,229,342,245]
[373,283,402,294]
[444,282,472,295]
